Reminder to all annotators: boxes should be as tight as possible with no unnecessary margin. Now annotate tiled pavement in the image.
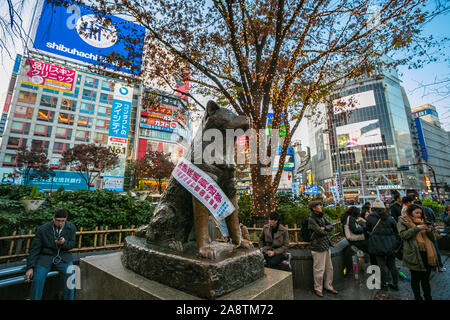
[294,251,450,300]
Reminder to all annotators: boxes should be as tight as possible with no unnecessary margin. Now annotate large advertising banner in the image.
[20,58,76,93]
[336,119,382,148]
[104,85,133,191]
[333,90,376,115]
[415,117,429,160]
[33,0,145,75]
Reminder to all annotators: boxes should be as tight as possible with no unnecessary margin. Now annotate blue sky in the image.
[0,0,449,139]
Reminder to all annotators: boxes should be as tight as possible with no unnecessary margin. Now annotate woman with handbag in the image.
[367,198,399,291]
[398,204,438,300]
[344,206,368,253]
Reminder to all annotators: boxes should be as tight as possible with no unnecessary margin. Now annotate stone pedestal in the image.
[121,236,265,299]
[78,252,293,300]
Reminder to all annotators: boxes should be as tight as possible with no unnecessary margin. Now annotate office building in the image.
[308,57,421,202]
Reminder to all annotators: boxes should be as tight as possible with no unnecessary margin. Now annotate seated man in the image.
[25,208,77,300]
[258,211,289,268]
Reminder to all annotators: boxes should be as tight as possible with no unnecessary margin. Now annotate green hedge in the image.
[0,185,155,236]
[238,193,342,227]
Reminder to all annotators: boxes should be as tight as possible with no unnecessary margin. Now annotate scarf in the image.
[405,215,438,267]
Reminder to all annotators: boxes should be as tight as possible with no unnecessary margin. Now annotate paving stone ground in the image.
[294,250,450,300]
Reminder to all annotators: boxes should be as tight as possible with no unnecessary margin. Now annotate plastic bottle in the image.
[352,255,359,279]
[357,250,365,274]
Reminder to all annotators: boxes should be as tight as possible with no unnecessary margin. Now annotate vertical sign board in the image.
[1,55,23,137]
[414,117,429,160]
[103,85,133,191]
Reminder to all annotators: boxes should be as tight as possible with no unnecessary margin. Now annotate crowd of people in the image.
[338,196,448,300]
[258,195,449,300]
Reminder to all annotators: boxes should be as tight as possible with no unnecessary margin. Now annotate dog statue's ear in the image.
[206,100,220,117]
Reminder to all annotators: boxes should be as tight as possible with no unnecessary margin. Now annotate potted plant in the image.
[21,185,45,211]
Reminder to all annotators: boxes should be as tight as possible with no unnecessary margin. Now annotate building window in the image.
[14,106,34,119]
[20,83,38,90]
[10,121,30,134]
[80,102,94,114]
[82,89,97,101]
[97,105,111,117]
[94,132,108,144]
[3,154,17,166]
[77,116,92,128]
[76,74,82,85]
[37,109,55,122]
[61,98,76,112]
[17,91,37,104]
[84,76,99,88]
[101,80,113,91]
[75,130,90,142]
[63,87,79,98]
[6,137,25,149]
[34,124,52,137]
[40,95,58,108]
[53,142,68,154]
[55,127,72,140]
[31,139,49,153]
[58,112,74,125]
[99,93,113,105]
[95,119,109,130]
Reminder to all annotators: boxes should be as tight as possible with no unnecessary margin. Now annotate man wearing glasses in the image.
[24,208,77,300]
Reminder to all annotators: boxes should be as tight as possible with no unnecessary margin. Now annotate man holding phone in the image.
[25,208,77,300]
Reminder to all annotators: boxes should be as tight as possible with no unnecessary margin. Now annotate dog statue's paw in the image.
[168,240,184,252]
[198,246,216,260]
[240,239,254,250]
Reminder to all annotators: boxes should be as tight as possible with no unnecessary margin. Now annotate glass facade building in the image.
[309,60,420,202]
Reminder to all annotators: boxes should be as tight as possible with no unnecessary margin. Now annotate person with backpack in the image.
[307,201,338,297]
[398,204,438,300]
[366,198,400,291]
[390,194,402,222]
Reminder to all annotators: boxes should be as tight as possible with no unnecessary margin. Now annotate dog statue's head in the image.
[203,101,249,132]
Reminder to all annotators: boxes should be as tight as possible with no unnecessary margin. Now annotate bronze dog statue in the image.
[140,100,254,259]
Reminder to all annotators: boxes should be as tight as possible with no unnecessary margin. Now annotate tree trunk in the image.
[250,163,276,219]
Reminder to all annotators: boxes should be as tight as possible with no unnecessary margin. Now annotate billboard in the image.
[414,117,429,160]
[20,58,76,93]
[104,84,133,191]
[33,0,145,75]
[336,119,382,148]
[333,90,376,114]
[267,112,287,136]
[272,146,295,171]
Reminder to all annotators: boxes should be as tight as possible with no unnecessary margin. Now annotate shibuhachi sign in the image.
[20,58,76,93]
[172,158,235,236]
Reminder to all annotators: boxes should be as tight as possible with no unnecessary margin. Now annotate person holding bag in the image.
[398,204,438,300]
[343,206,368,253]
[367,198,399,291]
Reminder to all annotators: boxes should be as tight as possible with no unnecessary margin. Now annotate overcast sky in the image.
[0,0,448,150]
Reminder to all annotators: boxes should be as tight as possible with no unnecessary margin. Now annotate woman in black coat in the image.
[366,199,399,291]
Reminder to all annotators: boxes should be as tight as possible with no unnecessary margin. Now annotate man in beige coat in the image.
[308,201,338,297]
[259,211,289,267]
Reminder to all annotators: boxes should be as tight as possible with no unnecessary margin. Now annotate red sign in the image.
[146,105,172,116]
[20,58,76,93]
[147,117,177,129]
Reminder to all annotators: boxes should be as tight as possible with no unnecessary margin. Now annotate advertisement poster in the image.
[172,158,235,236]
[20,58,76,93]
[336,119,382,148]
[33,0,145,75]
[333,90,376,114]
[104,85,133,191]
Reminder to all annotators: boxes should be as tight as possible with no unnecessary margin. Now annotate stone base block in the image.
[78,252,293,300]
[120,236,265,299]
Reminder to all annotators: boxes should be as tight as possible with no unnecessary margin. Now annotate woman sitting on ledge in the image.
[258,211,289,268]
